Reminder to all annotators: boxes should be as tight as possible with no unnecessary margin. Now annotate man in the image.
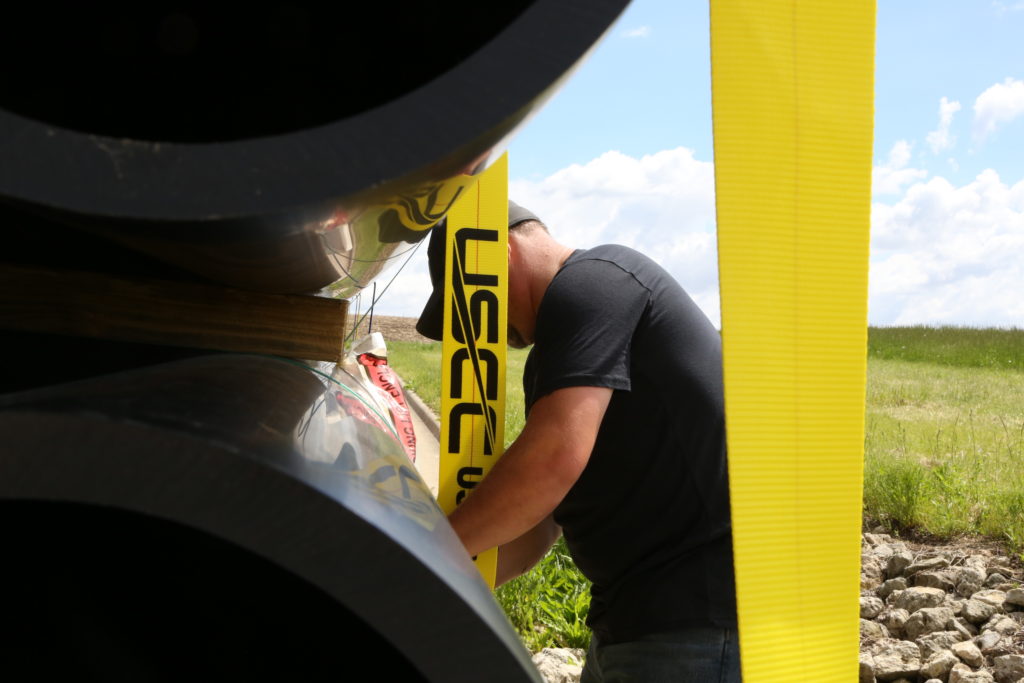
[416,202,740,682]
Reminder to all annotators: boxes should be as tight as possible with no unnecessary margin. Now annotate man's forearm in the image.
[447,386,610,557]
[495,515,561,587]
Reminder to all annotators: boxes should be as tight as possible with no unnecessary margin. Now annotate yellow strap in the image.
[439,154,509,587]
[710,1,875,679]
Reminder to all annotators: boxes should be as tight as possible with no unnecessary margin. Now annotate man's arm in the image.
[495,514,561,587]
[447,385,612,558]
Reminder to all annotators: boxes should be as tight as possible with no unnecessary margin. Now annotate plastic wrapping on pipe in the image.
[0,356,541,682]
[0,3,633,680]
[0,2,630,298]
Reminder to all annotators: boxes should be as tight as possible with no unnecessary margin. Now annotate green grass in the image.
[387,341,530,449]
[869,325,1024,371]
[388,341,589,649]
[863,356,1024,552]
[494,537,593,651]
[387,326,1024,649]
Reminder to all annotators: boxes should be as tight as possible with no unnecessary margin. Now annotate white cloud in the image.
[873,140,928,195]
[992,1,1024,13]
[972,77,1024,142]
[624,26,651,38]
[869,169,1024,326]
[926,97,961,153]
[372,148,720,325]
[373,147,1023,331]
[510,147,720,326]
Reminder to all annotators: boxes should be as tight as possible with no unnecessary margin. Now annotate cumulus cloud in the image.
[992,1,1024,13]
[624,26,651,38]
[869,169,1024,326]
[374,147,1023,330]
[372,148,720,325]
[926,97,961,153]
[872,140,928,195]
[510,147,720,325]
[973,77,1024,142]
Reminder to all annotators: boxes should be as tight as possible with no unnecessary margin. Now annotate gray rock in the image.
[923,679,944,683]
[960,582,986,599]
[987,573,1010,588]
[871,638,921,681]
[864,554,887,589]
[965,556,990,573]
[982,614,1019,636]
[952,640,985,667]
[975,632,1014,659]
[878,608,911,639]
[1008,611,1024,625]
[993,654,1024,683]
[950,662,996,682]
[860,652,876,683]
[917,631,966,659]
[887,550,914,579]
[920,650,960,680]
[964,599,999,624]
[894,587,948,613]
[861,618,891,641]
[874,544,899,561]
[988,565,1015,578]
[960,567,988,587]
[905,607,956,640]
[879,578,910,601]
[532,648,585,683]
[907,556,952,576]
[974,590,1009,610]
[864,533,893,547]
[862,595,886,619]
[916,570,958,592]
[953,617,980,639]
[1006,588,1024,609]
[976,630,1004,652]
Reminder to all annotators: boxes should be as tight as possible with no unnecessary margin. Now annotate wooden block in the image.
[0,265,348,361]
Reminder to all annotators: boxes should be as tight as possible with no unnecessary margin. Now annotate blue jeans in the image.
[580,627,741,683]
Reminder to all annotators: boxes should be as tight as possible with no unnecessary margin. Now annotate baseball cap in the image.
[415,200,540,341]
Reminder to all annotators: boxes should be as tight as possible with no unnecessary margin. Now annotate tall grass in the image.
[389,326,1024,650]
[869,325,1024,371]
[388,342,589,648]
[863,330,1024,553]
[387,342,530,449]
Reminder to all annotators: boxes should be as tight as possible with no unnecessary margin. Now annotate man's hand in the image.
[447,385,612,558]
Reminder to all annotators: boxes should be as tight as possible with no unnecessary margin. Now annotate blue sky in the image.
[376,1,1024,329]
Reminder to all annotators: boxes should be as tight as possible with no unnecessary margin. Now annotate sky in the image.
[372,1,1024,330]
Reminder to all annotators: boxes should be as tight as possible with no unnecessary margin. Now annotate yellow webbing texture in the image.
[439,154,509,587]
[710,2,875,679]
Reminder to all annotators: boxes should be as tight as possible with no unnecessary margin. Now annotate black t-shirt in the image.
[523,244,737,643]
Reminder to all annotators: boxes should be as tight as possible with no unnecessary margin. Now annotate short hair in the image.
[509,218,548,235]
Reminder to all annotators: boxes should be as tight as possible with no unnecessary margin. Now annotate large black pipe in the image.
[0,356,541,682]
[0,3,632,678]
[0,2,629,297]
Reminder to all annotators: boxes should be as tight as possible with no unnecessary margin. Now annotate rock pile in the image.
[860,532,1024,683]
[532,648,585,683]
[531,533,1023,683]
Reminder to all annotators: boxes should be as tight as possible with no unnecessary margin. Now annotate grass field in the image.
[387,327,1024,650]
[864,326,1024,550]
